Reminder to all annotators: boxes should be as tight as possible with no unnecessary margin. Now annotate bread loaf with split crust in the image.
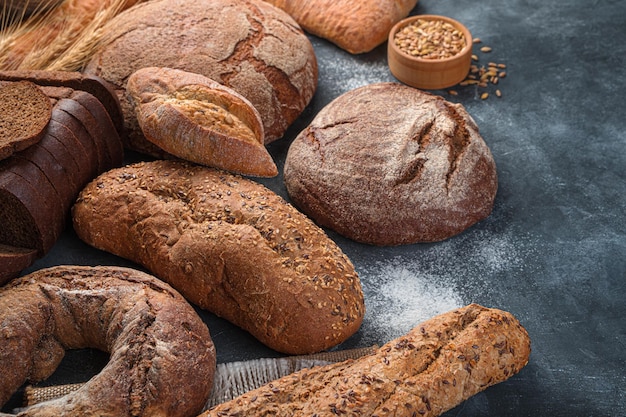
[201,304,531,417]
[127,67,277,177]
[72,160,365,355]
[0,265,216,417]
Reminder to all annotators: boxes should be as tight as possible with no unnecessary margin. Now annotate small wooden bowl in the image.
[388,15,473,90]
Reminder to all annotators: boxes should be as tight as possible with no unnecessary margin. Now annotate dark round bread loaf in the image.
[284,82,498,246]
[84,0,318,155]
[0,265,216,416]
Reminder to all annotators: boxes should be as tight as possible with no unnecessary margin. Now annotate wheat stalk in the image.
[0,0,142,72]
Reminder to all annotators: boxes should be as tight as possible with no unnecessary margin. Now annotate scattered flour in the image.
[320,54,392,94]
[353,227,530,346]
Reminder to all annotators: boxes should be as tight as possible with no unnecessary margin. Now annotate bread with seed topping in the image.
[201,304,531,417]
[72,160,365,355]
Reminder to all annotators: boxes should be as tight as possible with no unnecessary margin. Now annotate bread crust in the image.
[201,304,531,417]
[72,160,365,355]
[263,0,419,54]
[0,265,216,416]
[284,83,498,245]
[127,67,277,177]
[83,0,318,153]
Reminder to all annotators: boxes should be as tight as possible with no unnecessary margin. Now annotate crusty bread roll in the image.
[201,304,531,417]
[127,67,277,177]
[0,81,51,161]
[263,0,419,54]
[0,265,216,417]
[72,160,365,355]
[84,0,318,156]
[284,82,498,246]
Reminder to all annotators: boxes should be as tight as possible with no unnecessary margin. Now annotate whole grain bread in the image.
[284,83,498,246]
[127,67,277,177]
[72,160,365,355]
[0,81,52,161]
[0,265,216,416]
[263,0,419,54]
[201,304,531,417]
[83,0,318,155]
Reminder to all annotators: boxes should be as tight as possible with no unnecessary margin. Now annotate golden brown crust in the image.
[264,0,419,54]
[127,67,277,177]
[0,265,216,417]
[201,304,531,417]
[284,82,498,245]
[83,0,318,153]
[72,160,365,355]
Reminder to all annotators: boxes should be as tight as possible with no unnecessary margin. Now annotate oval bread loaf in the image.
[84,0,318,155]
[72,160,365,355]
[0,265,216,417]
[127,67,277,177]
[201,303,531,417]
[284,82,498,246]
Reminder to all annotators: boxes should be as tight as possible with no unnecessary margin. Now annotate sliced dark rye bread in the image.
[0,70,125,140]
[0,81,52,161]
[71,90,124,168]
[46,118,94,188]
[14,141,78,213]
[52,102,101,177]
[0,244,38,285]
[0,170,59,255]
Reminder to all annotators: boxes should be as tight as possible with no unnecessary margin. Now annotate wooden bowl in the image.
[387,15,473,90]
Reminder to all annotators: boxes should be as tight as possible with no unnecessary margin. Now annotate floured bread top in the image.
[284,82,498,245]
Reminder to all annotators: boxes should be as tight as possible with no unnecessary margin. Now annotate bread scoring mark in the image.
[438,101,471,192]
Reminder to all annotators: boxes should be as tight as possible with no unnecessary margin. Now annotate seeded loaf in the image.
[0,81,52,161]
[284,82,498,246]
[201,304,531,417]
[263,0,419,54]
[127,67,277,177]
[83,0,318,155]
[72,160,365,355]
[0,265,216,416]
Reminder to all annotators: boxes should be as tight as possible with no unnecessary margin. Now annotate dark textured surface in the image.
[4,0,625,415]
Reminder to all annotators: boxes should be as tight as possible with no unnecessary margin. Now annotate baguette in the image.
[127,67,277,177]
[72,160,365,355]
[201,304,531,417]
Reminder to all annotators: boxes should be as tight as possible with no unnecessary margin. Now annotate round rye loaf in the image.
[284,82,498,246]
[84,0,318,155]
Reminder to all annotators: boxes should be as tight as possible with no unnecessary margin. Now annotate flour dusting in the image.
[321,55,391,94]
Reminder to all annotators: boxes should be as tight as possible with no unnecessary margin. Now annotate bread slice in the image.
[52,104,100,177]
[0,81,52,161]
[0,70,125,139]
[0,244,38,285]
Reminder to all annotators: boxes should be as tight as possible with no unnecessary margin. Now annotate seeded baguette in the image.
[201,304,531,417]
[72,160,365,355]
[127,67,277,177]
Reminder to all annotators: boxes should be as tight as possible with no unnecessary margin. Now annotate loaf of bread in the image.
[0,265,216,417]
[263,0,419,54]
[0,80,52,160]
[0,78,124,279]
[201,304,531,417]
[127,67,277,177]
[284,82,498,246]
[72,160,365,355]
[84,0,318,156]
